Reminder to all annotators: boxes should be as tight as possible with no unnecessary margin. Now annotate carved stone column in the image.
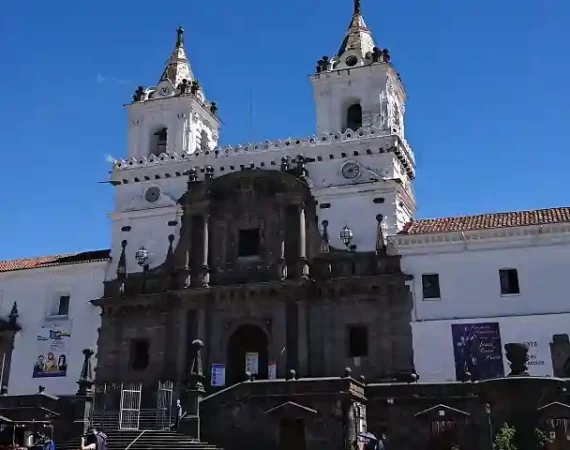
[180,339,206,440]
[298,204,308,278]
[200,214,210,287]
[72,349,95,437]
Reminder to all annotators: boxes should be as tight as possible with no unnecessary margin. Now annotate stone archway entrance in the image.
[227,324,269,385]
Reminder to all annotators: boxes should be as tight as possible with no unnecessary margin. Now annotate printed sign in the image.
[451,322,504,381]
[33,322,72,378]
[245,352,259,375]
[211,363,226,387]
[268,361,277,380]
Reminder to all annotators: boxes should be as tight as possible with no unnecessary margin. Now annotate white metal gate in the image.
[119,383,142,430]
[156,381,174,430]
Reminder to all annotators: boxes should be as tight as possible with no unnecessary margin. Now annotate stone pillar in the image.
[298,204,308,278]
[180,340,206,440]
[73,349,95,437]
[276,200,287,280]
[201,215,210,287]
[297,301,308,376]
[344,399,357,450]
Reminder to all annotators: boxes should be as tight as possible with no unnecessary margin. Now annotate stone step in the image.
[58,431,222,450]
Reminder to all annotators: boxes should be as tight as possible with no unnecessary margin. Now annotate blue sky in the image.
[0,0,569,259]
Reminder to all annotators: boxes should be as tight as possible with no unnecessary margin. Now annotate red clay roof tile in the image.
[399,207,570,235]
[0,250,110,273]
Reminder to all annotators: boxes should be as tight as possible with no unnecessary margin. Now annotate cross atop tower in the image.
[176,26,184,48]
[353,0,361,15]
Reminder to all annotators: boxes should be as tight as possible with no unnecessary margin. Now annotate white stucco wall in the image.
[395,230,570,321]
[0,261,106,396]
[412,313,570,382]
[108,134,416,278]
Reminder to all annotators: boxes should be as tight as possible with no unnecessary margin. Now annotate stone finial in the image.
[320,220,330,254]
[245,371,252,382]
[343,367,352,378]
[116,240,127,278]
[359,375,366,385]
[316,56,330,73]
[77,348,94,396]
[505,342,530,376]
[189,339,205,392]
[375,214,386,254]
[190,81,200,95]
[204,166,214,182]
[371,47,390,63]
[132,86,145,102]
[8,302,18,325]
[178,79,190,95]
[287,369,296,381]
[186,167,198,185]
[210,102,218,115]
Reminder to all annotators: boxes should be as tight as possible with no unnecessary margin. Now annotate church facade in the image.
[3,2,570,450]
[97,1,416,389]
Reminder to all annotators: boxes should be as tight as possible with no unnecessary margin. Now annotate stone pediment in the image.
[538,402,570,419]
[265,401,318,418]
[414,404,470,420]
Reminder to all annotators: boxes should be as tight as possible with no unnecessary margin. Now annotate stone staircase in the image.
[59,430,222,450]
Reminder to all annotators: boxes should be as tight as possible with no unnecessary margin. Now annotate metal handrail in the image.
[124,430,146,450]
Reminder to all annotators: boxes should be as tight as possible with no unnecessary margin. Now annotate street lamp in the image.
[135,247,149,293]
[135,247,149,268]
[340,225,354,251]
[485,403,493,450]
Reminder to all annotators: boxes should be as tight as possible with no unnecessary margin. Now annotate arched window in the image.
[346,103,363,132]
[150,127,167,156]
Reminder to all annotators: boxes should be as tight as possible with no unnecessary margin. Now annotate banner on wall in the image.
[451,322,504,381]
[32,321,72,378]
[268,361,277,380]
[245,352,259,375]
[211,363,226,387]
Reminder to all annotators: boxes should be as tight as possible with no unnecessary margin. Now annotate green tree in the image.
[493,423,517,450]
[493,423,551,450]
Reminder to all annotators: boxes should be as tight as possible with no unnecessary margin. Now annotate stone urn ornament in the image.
[505,342,530,376]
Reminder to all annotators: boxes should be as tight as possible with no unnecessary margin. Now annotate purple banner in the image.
[451,322,504,381]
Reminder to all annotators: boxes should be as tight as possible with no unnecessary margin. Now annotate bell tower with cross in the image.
[307,0,416,244]
[310,0,407,138]
[126,26,221,161]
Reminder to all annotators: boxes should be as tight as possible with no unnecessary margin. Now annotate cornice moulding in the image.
[389,223,570,254]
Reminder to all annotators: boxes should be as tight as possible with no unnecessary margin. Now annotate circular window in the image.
[145,186,161,203]
[345,55,358,67]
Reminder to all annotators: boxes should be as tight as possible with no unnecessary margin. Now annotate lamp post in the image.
[340,225,355,251]
[135,247,149,292]
[485,403,493,450]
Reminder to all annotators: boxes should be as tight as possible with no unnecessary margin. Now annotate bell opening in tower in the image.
[346,103,363,132]
[150,127,168,156]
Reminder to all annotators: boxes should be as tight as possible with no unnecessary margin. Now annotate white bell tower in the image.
[126,27,221,160]
[106,27,222,281]
[307,0,416,248]
[311,0,406,139]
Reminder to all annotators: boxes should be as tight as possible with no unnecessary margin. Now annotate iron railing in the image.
[91,408,173,432]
